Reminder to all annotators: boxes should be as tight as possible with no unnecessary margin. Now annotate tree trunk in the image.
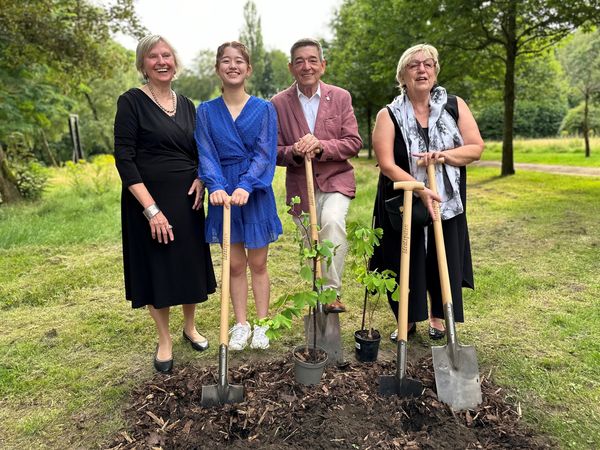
[39,129,58,167]
[583,92,590,158]
[367,104,373,159]
[84,92,112,151]
[0,144,22,204]
[501,0,517,176]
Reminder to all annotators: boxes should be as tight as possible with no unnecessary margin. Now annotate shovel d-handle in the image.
[421,161,458,347]
[220,198,232,347]
[392,181,424,342]
[305,156,323,278]
[416,157,445,167]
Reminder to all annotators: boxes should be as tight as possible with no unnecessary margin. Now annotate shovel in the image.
[420,158,482,410]
[302,155,344,365]
[201,198,244,407]
[378,181,424,397]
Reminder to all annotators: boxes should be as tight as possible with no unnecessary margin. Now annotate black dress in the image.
[370,101,474,323]
[114,88,216,309]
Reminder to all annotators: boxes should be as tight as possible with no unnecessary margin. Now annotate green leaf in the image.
[300,265,313,282]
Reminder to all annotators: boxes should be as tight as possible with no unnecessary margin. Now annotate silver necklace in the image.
[147,83,176,115]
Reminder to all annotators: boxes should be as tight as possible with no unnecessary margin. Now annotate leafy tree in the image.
[414,0,600,175]
[76,43,140,156]
[239,0,267,97]
[328,0,481,156]
[264,49,293,98]
[328,0,411,157]
[0,0,144,202]
[558,28,600,157]
[474,50,569,139]
[174,49,220,103]
[560,103,600,138]
[0,0,143,80]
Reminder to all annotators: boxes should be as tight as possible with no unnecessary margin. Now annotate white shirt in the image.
[296,84,321,134]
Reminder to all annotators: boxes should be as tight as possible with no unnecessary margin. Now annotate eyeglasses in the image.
[407,58,436,71]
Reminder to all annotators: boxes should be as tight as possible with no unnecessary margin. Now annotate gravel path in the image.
[473,160,600,177]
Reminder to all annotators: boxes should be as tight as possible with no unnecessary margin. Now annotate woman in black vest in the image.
[370,43,484,342]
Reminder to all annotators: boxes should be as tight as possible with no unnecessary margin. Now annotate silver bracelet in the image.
[143,203,160,220]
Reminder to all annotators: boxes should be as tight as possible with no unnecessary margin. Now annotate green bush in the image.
[64,154,119,196]
[476,101,568,140]
[13,161,48,200]
[560,102,600,136]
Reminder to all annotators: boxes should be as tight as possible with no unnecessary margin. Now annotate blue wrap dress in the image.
[195,96,282,248]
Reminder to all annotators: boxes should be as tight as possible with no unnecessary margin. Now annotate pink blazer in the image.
[271,81,363,214]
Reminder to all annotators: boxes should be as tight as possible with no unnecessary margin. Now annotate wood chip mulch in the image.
[105,355,555,449]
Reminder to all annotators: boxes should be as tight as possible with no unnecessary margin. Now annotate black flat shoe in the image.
[182,331,209,352]
[390,323,417,342]
[153,346,173,373]
[428,325,446,340]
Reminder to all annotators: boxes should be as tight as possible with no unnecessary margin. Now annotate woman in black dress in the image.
[114,35,216,373]
[371,43,484,342]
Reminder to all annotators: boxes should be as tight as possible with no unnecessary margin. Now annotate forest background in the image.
[1,0,600,203]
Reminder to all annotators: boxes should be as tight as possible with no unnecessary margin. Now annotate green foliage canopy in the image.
[558,28,600,156]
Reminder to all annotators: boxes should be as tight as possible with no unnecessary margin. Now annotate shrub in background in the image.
[64,154,118,196]
[477,101,567,140]
[560,103,600,137]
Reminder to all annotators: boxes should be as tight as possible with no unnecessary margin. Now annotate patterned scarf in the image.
[388,85,464,220]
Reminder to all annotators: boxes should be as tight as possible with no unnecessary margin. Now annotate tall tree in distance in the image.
[174,49,220,102]
[239,0,266,97]
[559,29,600,157]
[417,0,600,175]
[266,49,292,97]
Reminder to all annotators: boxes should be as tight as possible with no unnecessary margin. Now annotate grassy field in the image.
[0,150,599,449]
[481,136,600,167]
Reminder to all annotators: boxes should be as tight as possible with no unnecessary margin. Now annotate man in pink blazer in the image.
[271,38,363,313]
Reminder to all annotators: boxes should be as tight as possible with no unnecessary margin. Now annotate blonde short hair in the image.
[395,44,440,90]
[135,34,181,81]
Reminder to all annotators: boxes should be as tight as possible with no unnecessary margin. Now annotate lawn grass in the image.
[481,136,600,167]
[0,152,599,449]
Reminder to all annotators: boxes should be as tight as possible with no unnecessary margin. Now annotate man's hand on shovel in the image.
[295,133,322,158]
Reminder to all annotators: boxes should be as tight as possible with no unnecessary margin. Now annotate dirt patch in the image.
[105,354,555,449]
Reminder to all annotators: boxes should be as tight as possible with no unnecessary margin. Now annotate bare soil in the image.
[106,353,555,449]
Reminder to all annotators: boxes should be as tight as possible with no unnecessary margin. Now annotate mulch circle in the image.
[106,354,555,449]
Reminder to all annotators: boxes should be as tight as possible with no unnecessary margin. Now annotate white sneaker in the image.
[229,322,251,351]
[250,324,270,349]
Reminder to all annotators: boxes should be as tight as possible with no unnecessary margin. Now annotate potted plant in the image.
[347,222,398,363]
[258,197,337,385]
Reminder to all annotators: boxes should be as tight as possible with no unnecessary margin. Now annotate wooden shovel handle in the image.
[305,156,322,278]
[416,157,445,167]
[220,199,231,345]
[425,162,453,307]
[393,181,426,191]
[393,181,424,341]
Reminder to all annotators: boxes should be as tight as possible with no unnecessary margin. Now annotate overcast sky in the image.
[114,0,343,67]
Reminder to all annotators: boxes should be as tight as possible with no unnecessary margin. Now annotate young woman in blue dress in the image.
[195,41,282,351]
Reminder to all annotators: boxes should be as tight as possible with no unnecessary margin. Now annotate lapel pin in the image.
[326,96,330,101]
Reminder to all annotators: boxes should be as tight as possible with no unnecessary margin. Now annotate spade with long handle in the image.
[378,181,424,398]
[201,198,244,407]
[420,159,482,410]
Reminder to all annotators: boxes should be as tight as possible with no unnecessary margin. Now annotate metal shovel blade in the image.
[432,342,482,410]
[378,340,423,397]
[201,344,244,407]
[304,311,344,366]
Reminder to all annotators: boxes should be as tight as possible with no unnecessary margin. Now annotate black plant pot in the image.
[354,329,381,363]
